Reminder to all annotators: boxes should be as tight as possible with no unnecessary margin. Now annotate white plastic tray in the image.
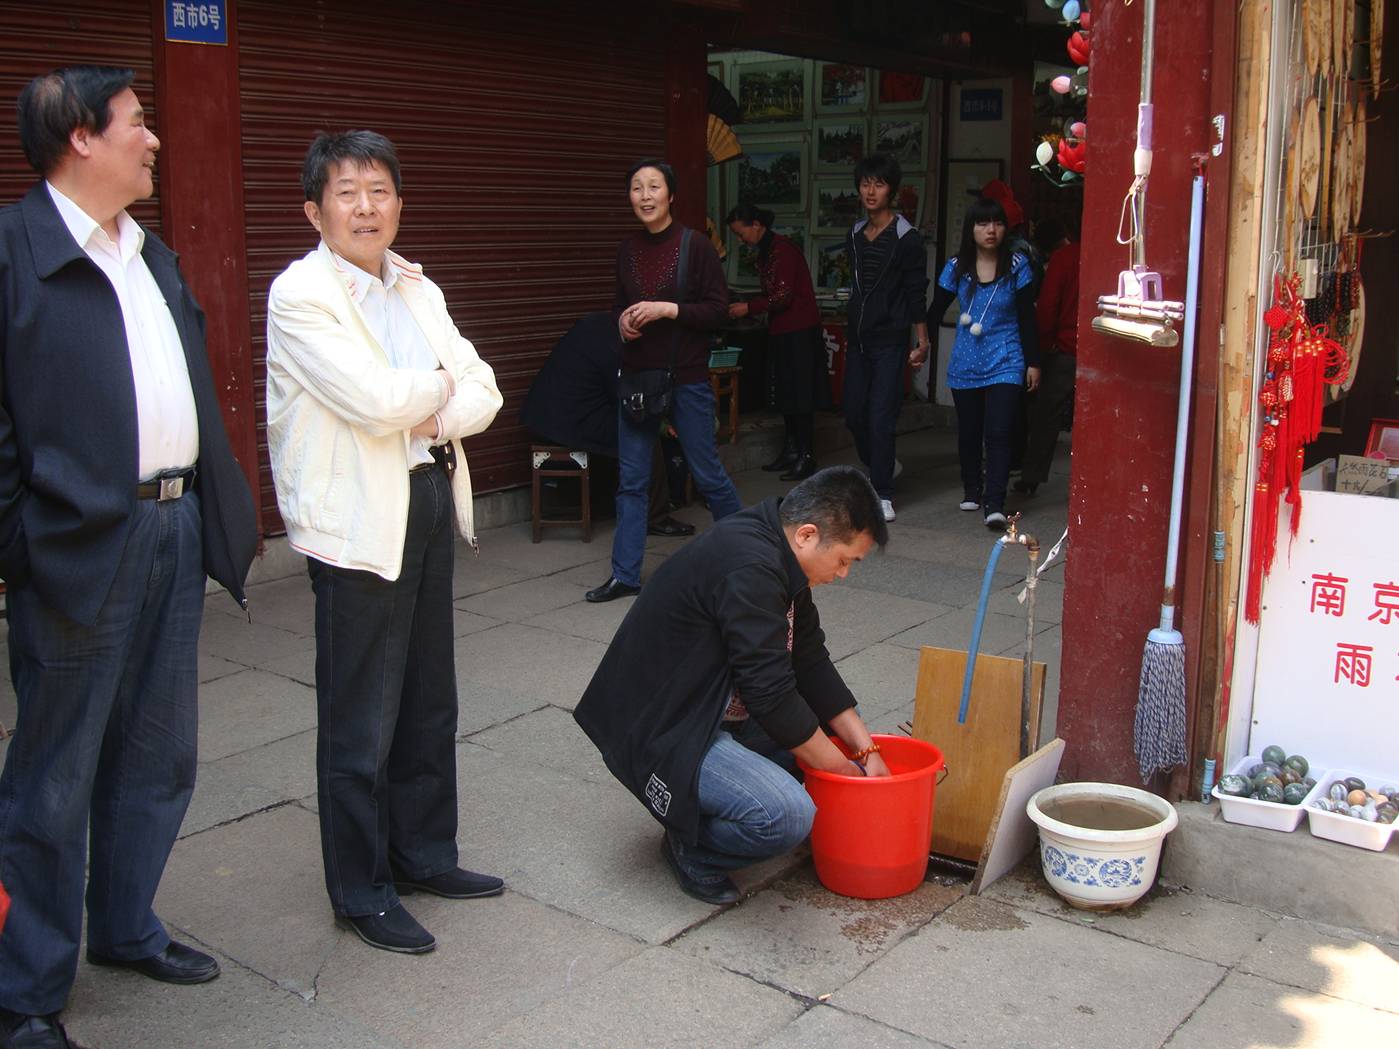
[1305,768,1399,852]
[1211,753,1327,833]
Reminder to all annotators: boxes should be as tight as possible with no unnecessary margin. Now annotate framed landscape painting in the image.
[815,118,866,171]
[873,115,928,170]
[812,238,853,291]
[875,70,930,110]
[812,178,862,234]
[734,57,810,130]
[816,62,868,113]
[732,137,808,211]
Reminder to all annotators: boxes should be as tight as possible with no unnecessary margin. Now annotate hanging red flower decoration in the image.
[1057,136,1087,173]
[1067,31,1091,66]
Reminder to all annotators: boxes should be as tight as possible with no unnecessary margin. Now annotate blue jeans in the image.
[308,464,461,917]
[843,342,906,499]
[0,493,204,1015]
[611,380,742,587]
[952,383,1022,513]
[669,721,816,883]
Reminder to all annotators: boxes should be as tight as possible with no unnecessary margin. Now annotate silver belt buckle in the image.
[158,474,185,501]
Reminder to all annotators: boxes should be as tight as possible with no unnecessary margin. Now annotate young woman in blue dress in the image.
[926,197,1041,530]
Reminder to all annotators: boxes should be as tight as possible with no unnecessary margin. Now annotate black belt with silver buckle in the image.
[137,466,197,502]
[409,443,456,477]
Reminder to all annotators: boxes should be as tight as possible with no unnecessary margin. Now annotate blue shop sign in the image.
[960,89,1003,122]
[165,1,227,45]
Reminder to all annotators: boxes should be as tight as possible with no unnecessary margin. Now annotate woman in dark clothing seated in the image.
[926,197,1041,531]
[726,204,829,481]
[585,159,742,603]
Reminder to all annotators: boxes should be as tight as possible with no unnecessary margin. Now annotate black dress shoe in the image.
[585,577,640,603]
[335,903,435,954]
[779,454,817,482]
[0,1015,87,1049]
[660,836,740,906]
[647,516,695,537]
[86,939,219,985]
[393,865,504,899]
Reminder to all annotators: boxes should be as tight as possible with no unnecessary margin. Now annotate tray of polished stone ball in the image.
[1212,748,1326,832]
[1306,770,1399,852]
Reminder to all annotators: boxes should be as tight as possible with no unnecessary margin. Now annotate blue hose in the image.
[958,539,1004,723]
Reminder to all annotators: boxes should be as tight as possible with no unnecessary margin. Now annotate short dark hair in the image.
[725,203,775,228]
[852,152,901,195]
[16,66,135,176]
[302,130,402,204]
[779,466,888,549]
[626,158,676,195]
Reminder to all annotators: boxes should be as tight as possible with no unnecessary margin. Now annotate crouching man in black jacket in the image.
[575,467,891,905]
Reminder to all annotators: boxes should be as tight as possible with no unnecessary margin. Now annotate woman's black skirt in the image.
[766,325,832,414]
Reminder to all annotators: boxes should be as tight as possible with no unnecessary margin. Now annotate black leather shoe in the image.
[0,1015,87,1049]
[585,577,640,603]
[660,836,739,906]
[334,903,435,954]
[779,454,817,481]
[393,865,504,899]
[86,939,219,985]
[647,516,695,537]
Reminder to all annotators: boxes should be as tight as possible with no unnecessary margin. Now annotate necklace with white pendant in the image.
[958,276,1001,337]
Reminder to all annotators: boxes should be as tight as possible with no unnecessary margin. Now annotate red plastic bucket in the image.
[798,734,945,899]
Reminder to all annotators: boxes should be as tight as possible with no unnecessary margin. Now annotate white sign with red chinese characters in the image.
[1252,490,1399,773]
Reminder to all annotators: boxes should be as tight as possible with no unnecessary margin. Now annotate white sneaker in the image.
[892,458,904,480]
[958,499,980,512]
[880,499,896,522]
[984,511,1007,531]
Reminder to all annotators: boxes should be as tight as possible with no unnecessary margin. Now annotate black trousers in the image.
[308,464,459,917]
[1020,351,1077,487]
[951,383,1021,513]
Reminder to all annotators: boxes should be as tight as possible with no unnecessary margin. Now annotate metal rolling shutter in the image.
[239,0,667,535]
[0,1,161,231]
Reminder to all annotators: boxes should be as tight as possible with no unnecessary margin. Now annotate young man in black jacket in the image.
[574,467,890,905]
[844,153,930,523]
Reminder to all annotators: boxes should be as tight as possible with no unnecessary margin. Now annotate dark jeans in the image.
[1020,352,1077,486]
[308,464,460,917]
[952,383,1022,513]
[843,343,905,499]
[0,493,204,1015]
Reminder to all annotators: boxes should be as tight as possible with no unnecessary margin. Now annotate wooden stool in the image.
[530,445,592,543]
[708,365,741,444]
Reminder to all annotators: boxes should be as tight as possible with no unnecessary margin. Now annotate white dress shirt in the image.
[338,254,440,467]
[46,182,199,480]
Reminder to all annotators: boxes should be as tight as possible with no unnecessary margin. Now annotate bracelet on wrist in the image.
[851,743,882,765]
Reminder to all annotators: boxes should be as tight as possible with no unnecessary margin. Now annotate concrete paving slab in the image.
[474,945,805,1049]
[198,650,245,684]
[754,1005,952,1049]
[451,553,531,598]
[983,866,1279,967]
[1161,970,1399,1049]
[454,622,608,710]
[475,525,620,577]
[810,583,946,660]
[239,574,317,635]
[837,553,1001,605]
[550,550,671,589]
[64,952,397,1049]
[885,605,1051,659]
[986,576,1065,625]
[881,521,1031,573]
[831,643,922,730]
[197,668,317,762]
[671,866,963,1000]
[1235,916,1399,1014]
[314,890,644,1049]
[198,607,315,668]
[182,729,317,837]
[464,706,615,786]
[260,645,316,688]
[459,575,596,622]
[454,607,504,637]
[520,596,631,644]
[833,896,1224,1049]
[157,803,338,996]
[457,682,554,736]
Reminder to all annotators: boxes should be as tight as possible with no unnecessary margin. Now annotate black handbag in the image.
[618,229,691,423]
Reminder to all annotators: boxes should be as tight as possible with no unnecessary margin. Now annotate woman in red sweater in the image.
[727,205,828,480]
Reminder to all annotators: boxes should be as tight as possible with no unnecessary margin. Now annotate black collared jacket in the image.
[0,183,257,624]
[574,498,858,842]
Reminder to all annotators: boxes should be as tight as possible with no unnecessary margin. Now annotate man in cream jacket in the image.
[266,131,503,955]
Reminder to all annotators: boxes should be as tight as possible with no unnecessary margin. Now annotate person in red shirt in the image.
[1017,217,1080,496]
[727,204,829,481]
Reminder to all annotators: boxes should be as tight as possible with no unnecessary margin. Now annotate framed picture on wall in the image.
[894,179,924,227]
[811,178,862,234]
[733,57,811,130]
[730,136,808,211]
[875,71,929,110]
[730,220,808,285]
[811,238,854,291]
[943,157,1004,253]
[816,62,868,113]
[873,115,928,169]
[814,118,866,171]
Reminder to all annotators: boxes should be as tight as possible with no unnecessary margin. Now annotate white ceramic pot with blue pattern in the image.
[1026,782,1179,910]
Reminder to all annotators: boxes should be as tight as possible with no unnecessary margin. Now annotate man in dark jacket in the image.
[0,67,256,1047]
[844,153,930,523]
[575,466,891,905]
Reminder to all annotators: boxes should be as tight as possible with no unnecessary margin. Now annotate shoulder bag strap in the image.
[666,227,693,376]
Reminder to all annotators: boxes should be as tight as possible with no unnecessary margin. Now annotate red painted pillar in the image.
[151,1,260,529]
[1057,0,1216,786]
[665,17,709,232]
